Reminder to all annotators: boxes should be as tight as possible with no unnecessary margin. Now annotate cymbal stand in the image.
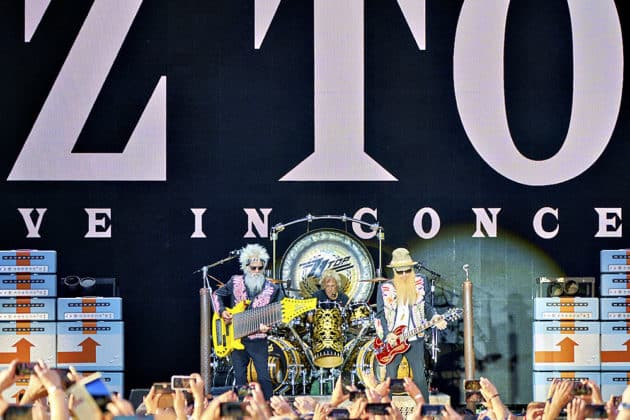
[339,323,370,371]
[287,362,303,395]
[301,369,308,394]
[286,324,317,370]
[319,367,340,395]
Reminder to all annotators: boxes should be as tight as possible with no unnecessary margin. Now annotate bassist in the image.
[212,244,283,399]
[375,248,447,398]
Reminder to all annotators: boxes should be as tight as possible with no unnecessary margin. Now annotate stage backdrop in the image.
[0,0,628,403]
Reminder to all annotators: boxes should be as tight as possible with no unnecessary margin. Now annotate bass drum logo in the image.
[279,229,375,302]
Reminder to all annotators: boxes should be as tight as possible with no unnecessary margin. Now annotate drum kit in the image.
[210,296,411,395]
[208,217,414,395]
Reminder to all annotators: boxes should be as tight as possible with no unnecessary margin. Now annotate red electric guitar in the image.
[374,307,463,365]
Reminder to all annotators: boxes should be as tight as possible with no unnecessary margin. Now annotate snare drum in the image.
[312,301,344,368]
[247,336,303,392]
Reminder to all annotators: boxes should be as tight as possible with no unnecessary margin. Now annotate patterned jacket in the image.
[375,276,433,339]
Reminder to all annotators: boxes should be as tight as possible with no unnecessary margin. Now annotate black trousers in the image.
[385,339,428,399]
[231,338,273,399]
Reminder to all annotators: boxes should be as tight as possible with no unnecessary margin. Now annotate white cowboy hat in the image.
[386,248,418,269]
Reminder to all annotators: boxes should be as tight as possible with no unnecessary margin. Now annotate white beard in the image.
[244,272,265,296]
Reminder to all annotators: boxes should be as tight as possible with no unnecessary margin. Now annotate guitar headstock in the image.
[443,307,463,321]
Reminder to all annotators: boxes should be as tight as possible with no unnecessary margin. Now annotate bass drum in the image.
[247,337,303,393]
[351,338,413,385]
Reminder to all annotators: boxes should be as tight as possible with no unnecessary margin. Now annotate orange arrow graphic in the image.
[0,338,34,363]
[57,337,100,363]
[601,339,630,363]
[535,337,578,363]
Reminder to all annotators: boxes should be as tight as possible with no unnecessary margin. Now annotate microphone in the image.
[192,250,240,273]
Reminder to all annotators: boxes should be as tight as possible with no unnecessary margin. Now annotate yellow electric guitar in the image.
[212,297,317,357]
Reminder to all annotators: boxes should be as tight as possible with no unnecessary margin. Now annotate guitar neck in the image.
[401,318,437,340]
[233,301,282,338]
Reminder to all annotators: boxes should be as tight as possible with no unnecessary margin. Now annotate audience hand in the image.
[142,386,161,415]
[0,360,17,393]
[294,395,316,415]
[329,376,349,407]
[566,397,586,420]
[173,389,187,420]
[200,389,236,420]
[106,393,136,417]
[585,379,603,405]
[270,395,295,416]
[431,314,448,330]
[404,377,424,405]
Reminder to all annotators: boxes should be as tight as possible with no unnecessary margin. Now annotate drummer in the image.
[312,269,350,306]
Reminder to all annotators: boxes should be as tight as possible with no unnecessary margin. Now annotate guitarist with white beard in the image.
[212,244,283,399]
[375,248,447,399]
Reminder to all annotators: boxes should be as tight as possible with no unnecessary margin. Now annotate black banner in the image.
[0,1,628,402]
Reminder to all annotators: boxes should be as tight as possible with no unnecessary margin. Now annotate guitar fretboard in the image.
[233,302,282,338]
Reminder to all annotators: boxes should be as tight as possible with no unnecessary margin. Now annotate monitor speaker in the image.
[58,276,119,297]
[535,277,595,298]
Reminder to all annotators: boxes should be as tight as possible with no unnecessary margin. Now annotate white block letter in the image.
[85,208,112,238]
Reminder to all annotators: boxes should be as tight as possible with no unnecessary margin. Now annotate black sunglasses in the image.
[249,266,264,271]
[394,268,413,274]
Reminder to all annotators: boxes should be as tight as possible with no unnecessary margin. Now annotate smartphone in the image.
[584,404,607,418]
[15,362,37,376]
[340,371,353,394]
[4,404,33,420]
[366,403,391,415]
[220,401,246,418]
[84,374,112,412]
[464,379,481,391]
[421,404,445,416]
[171,375,193,390]
[390,378,406,394]
[464,379,484,403]
[233,384,253,400]
[152,382,173,394]
[329,408,351,419]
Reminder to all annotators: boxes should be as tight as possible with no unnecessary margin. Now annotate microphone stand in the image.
[416,262,443,392]
[197,251,238,393]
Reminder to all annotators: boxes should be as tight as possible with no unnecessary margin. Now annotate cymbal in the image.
[359,277,389,283]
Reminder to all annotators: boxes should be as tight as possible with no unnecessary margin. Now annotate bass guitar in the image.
[374,307,463,365]
[212,297,317,357]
